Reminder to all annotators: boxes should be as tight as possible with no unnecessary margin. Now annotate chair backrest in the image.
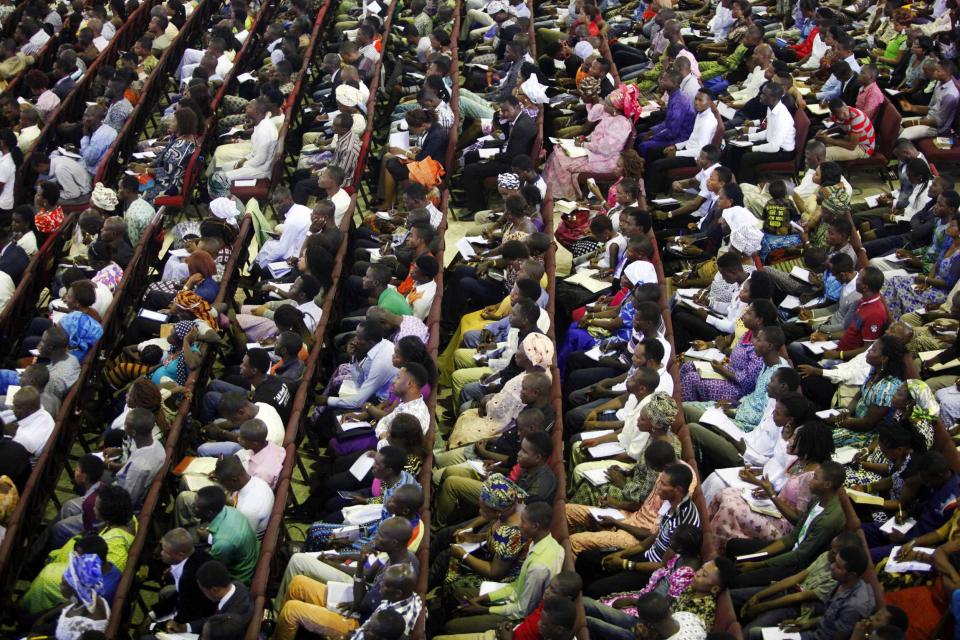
[878,98,902,160]
[712,110,725,147]
[792,109,811,173]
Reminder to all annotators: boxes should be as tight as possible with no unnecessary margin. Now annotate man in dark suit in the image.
[153,528,217,630]
[0,225,29,284]
[50,58,77,100]
[840,63,861,107]
[458,95,537,213]
[164,559,254,634]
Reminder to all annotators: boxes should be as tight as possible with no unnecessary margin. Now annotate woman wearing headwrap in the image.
[447,333,554,447]
[543,84,638,200]
[0,475,18,546]
[149,320,202,386]
[436,473,525,606]
[558,261,652,374]
[144,248,219,310]
[58,311,104,361]
[21,489,132,615]
[802,160,849,247]
[515,73,550,119]
[54,550,110,639]
[567,392,683,505]
[89,183,119,214]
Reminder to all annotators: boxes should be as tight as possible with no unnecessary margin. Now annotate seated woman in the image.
[19,485,134,615]
[680,299,778,403]
[144,249,219,310]
[847,422,928,525]
[556,152,645,249]
[569,391,683,494]
[846,380,937,487]
[139,107,200,202]
[801,161,849,248]
[88,241,125,293]
[881,213,960,319]
[700,391,807,505]
[708,421,834,553]
[558,260,654,373]
[435,474,525,608]
[828,334,909,449]
[380,108,449,210]
[36,543,112,639]
[544,84,640,200]
[58,311,104,362]
[12,205,39,257]
[478,195,538,249]
[447,333,554,448]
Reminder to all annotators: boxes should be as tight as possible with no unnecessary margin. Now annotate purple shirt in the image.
[651,90,696,144]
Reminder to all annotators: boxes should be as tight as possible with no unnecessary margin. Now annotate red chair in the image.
[917,108,960,166]
[838,98,901,188]
[155,150,203,209]
[751,108,810,182]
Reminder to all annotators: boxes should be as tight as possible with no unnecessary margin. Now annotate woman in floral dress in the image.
[882,215,960,319]
[544,85,641,200]
[679,300,778,403]
[848,422,928,525]
[141,108,200,202]
[440,474,525,605]
[708,421,835,553]
[845,380,938,489]
[599,524,702,614]
[829,335,907,449]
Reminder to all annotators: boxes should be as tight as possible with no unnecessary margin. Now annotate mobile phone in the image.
[338,491,356,500]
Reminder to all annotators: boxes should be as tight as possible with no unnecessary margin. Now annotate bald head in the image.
[13,386,41,420]
[754,44,773,62]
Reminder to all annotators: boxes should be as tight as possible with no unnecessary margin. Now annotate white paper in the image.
[694,360,725,380]
[456,237,477,260]
[565,269,610,294]
[884,87,901,96]
[737,551,769,561]
[579,430,615,440]
[588,442,626,458]
[789,266,813,283]
[799,340,837,355]
[684,347,726,363]
[884,546,935,573]
[880,517,917,534]
[268,261,292,278]
[780,295,802,310]
[832,446,859,464]
[760,628,801,640]
[584,346,603,361]
[237,72,256,83]
[651,198,680,206]
[349,454,375,480]
[863,194,882,208]
[582,468,613,486]
[588,506,627,520]
[325,581,355,611]
[169,248,190,258]
[729,139,753,148]
[465,459,487,476]
[342,503,383,524]
[458,540,486,555]
[817,408,841,418]
[480,581,510,597]
[132,151,156,159]
[478,148,499,159]
[699,407,746,442]
[717,101,737,120]
[233,179,257,187]
[138,309,169,322]
[388,130,409,151]
[338,418,372,432]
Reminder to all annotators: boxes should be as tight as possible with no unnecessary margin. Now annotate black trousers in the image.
[460,155,511,212]
[671,309,721,353]
[735,149,795,183]
[726,538,798,587]
[646,155,696,195]
[575,549,653,598]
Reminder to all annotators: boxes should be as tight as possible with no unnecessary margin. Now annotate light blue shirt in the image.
[80,124,118,174]
[735,358,788,430]
[328,338,398,409]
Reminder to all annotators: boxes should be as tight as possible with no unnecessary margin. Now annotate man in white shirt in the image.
[647,90,718,195]
[734,81,796,183]
[374,363,432,442]
[5,387,55,464]
[676,56,701,103]
[221,98,279,180]
[216,455,274,535]
[317,165,352,225]
[255,186,312,268]
[197,392,285,457]
[725,44,774,105]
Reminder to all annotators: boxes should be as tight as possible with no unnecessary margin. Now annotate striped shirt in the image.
[644,495,701,563]
[838,107,876,155]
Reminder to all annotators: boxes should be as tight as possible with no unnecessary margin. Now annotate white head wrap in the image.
[90,182,118,211]
[209,197,240,226]
[573,40,595,61]
[520,75,549,105]
[624,260,652,285]
[335,84,363,108]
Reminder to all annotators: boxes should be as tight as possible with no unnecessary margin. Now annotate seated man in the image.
[152,528,215,633]
[199,389,286,456]
[4,387,55,465]
[899,59,959,142]
[164,559,254,635]
[190,485,260,583]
